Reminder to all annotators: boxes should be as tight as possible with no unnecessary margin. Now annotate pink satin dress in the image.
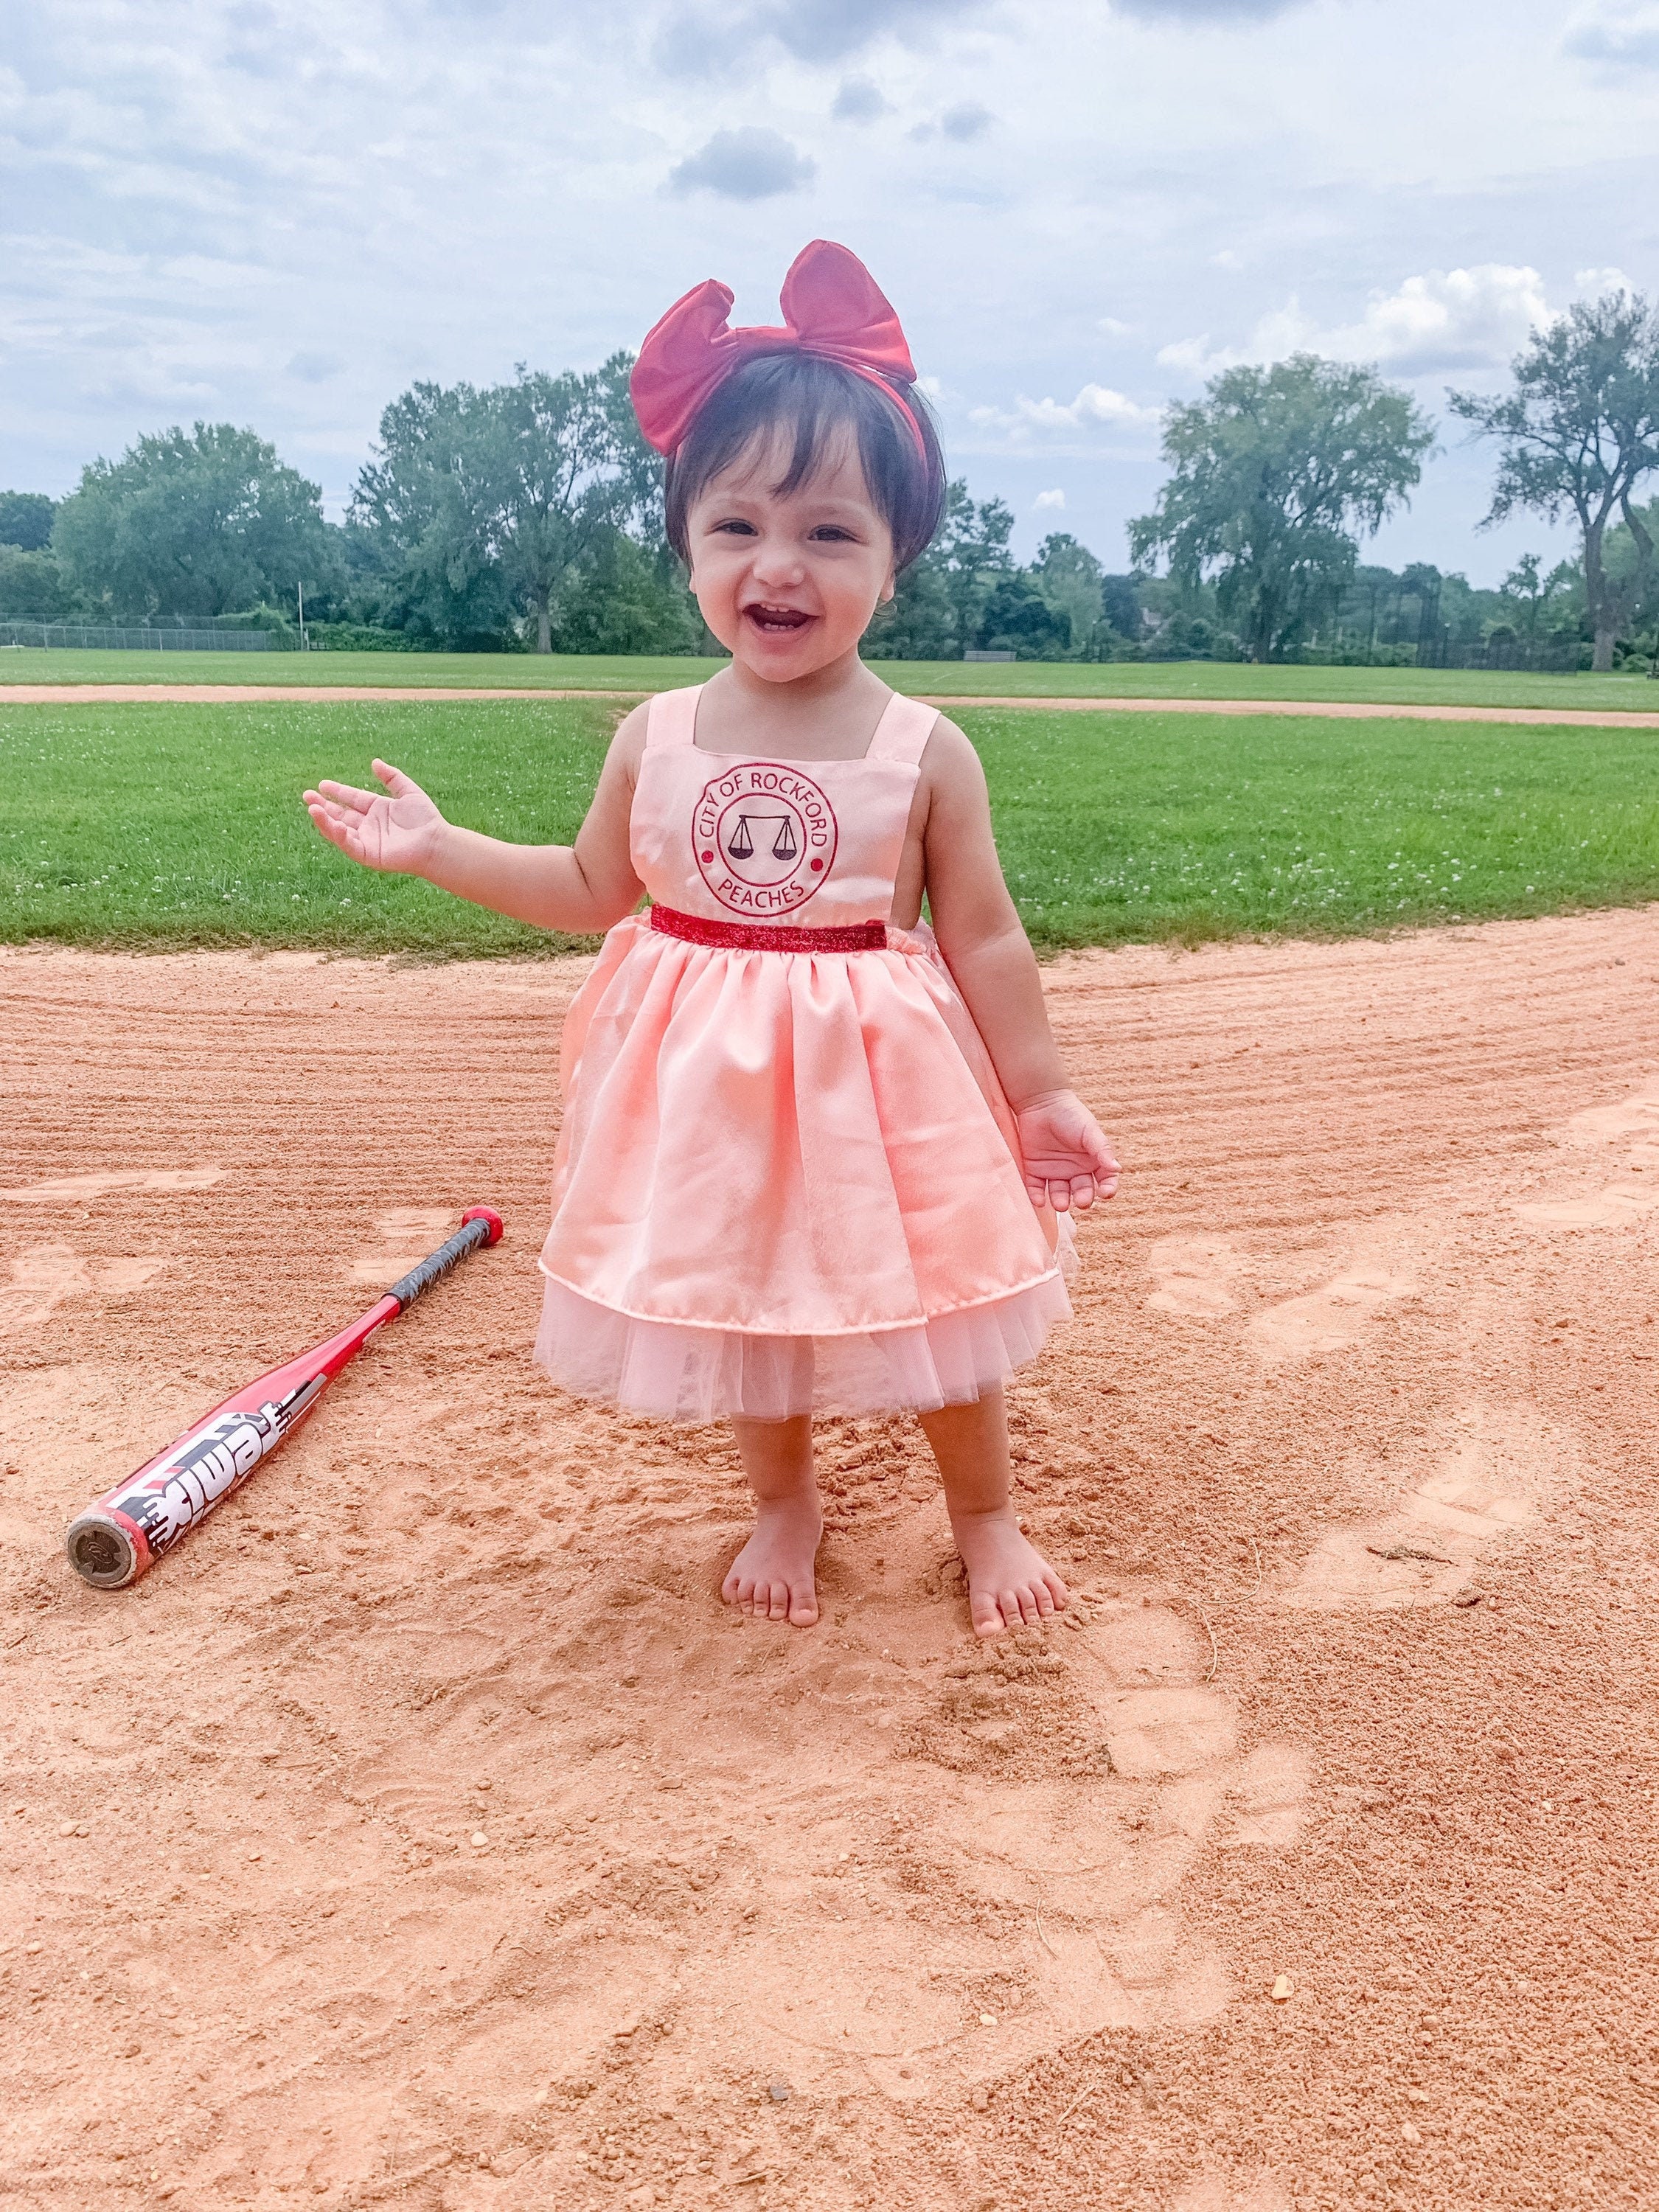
[534,683,1071,1422]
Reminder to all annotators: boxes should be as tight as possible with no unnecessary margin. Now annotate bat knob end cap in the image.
[66,1512,145,1590]
[461,1206,504,1247]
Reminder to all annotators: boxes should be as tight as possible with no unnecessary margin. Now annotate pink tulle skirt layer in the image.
[534,1269,1074,1425]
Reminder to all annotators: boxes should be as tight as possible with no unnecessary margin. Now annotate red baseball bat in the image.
[65,1206,504,1590]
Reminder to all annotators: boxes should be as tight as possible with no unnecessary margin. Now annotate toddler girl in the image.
[305,240,1118,1637]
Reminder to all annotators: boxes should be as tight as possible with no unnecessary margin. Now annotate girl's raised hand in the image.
[302,760,445,875]
[1014,1088,1121,1214]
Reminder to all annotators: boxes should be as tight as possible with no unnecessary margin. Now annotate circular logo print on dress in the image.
[693,762,838,917]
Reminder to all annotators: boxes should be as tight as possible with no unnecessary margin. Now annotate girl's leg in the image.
[722,1414,823,1627]
[919,1387,1068,1637]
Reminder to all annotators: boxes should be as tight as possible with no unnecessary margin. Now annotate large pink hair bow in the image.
[630,239,927,459]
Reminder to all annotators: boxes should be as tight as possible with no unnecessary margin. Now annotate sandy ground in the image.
[1,913,1657,2212]
[1,684,1658,728]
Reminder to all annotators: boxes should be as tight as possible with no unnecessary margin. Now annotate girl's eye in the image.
[809,526,857,543]
[712,519,757,536]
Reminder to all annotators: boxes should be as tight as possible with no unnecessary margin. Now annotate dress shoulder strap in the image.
[644,684,703,750]
[864,691,939,766]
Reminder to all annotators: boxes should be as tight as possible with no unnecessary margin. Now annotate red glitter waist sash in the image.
[648,905,889,953]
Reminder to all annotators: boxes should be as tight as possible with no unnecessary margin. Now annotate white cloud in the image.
[1158,264,1556,380]
[1565,1,1659,68]
[655,0,993,76]
[910,99,995,142]
[1032,486,1066,509]
[1115,0,1304,16]
[285,349,344,383]
[1096,314,1137,337]
[1573,264,1635,296]
[969,382,1161,447]
[667,126,816,199]
[940,98,994,139]
[832,73,891,120]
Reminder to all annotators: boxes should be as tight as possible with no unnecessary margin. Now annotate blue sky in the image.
[3,0,1657,582]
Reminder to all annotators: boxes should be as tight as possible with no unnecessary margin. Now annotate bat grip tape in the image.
[386,1214,493,1311]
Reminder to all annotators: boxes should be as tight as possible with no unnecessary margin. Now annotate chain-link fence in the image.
[0,622,278,652]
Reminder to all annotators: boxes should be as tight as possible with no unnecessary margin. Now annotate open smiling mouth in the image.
[743,603,815,636]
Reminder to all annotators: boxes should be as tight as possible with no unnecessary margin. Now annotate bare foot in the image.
[721,1495,823,1627]
[950,1507,1068,1636]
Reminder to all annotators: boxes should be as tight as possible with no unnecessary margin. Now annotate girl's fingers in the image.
[372,759,420,798]
[313,779,378,814]
[1068,1174,1096,1211]
[305,804,365,861]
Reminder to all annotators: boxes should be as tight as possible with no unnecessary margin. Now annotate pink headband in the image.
[629,239,930,465]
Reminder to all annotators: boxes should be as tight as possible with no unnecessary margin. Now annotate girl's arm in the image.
[302,706,648,933]
[919,720,1119,1212]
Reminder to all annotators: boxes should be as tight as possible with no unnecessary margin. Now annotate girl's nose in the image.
[748,540,807,587]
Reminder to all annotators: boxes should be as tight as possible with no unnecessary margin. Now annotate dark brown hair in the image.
[663,351,946,575]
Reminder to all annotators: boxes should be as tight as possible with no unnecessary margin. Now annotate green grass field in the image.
[3,645,1658,715]
[4,697,1657,957]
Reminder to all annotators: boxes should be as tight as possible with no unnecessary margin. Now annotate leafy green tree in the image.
[1450,293,1659,671]
[0,547,74,619]
[1100,573,1143,646]
[1030,532,1109,655]
[940,484,1015,650]
[979,571,1070,658]
[52,424,338,619]
[353,357,658,653]
[1604,494,1659,656]
[867,480,1014,658]
[0,492,55,552]
[1130,355,1435,661]
[1500,552,1548,637]
[553,528,706,654]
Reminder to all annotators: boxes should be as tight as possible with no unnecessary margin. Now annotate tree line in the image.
[3,292,1656,669]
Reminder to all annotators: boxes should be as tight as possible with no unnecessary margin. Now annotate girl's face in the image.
[684,431,897,683]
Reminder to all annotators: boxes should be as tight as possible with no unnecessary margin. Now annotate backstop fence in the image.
[0,622,277,652]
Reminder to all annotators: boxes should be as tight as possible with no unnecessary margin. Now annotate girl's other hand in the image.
[302,760,445,875]
[1014,1089,1120,1213]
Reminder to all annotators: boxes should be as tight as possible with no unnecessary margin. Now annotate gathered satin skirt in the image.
[535,916,1072,1423]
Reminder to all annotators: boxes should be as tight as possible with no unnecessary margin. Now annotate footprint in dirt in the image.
[1248,1267,1419,1360]
[331,1546,1309,2113]
[1146,1236,1245,1317]
[0,1245,167,1332]
[1284,1403,1567,1611]
[1557,1081,1659,1148]
[0,1165,223,1202]
[1144,1235,1420,1358]
[1518,1186,1659,1228]
[1170,2177,1291,2212]
[1520,1082,1659,1227]
[349,1207,456,1283]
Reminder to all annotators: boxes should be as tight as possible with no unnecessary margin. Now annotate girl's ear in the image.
[879,566,897,606]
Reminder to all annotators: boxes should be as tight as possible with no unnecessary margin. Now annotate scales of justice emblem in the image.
[693,762,838,917]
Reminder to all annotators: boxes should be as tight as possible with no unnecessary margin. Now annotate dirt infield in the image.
[3,914,1657,2210]
[2,683,1658,728]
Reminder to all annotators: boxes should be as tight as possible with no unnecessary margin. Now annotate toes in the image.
[998,1588,1024,1630]
[788,1583,819,1627]
[1043,1568,1069,1608]
[1032,1581,1056,1619]
[971,1590,1005,1637]
[766,1580,791,1623]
